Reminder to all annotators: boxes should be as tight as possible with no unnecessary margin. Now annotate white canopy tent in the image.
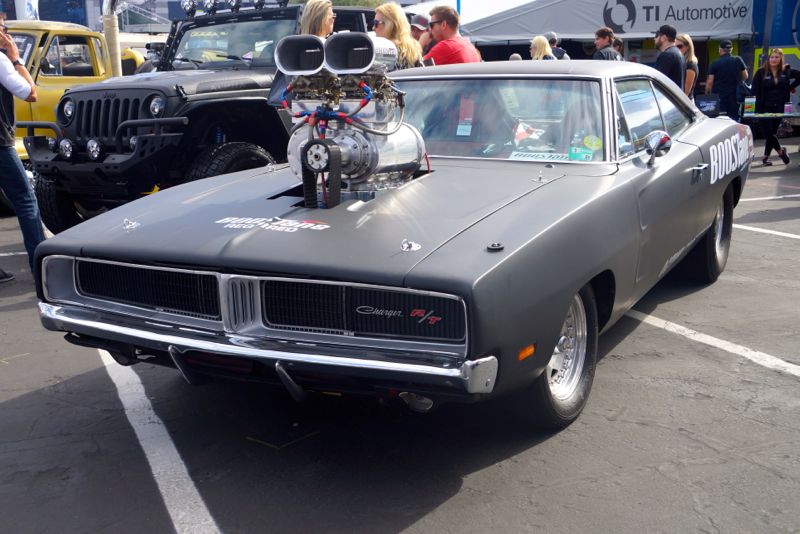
[416,0,755,44]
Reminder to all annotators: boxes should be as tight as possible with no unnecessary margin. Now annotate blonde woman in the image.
[676,33,698,99]
[300,0,335,38]
[374,2,423,69]
[529,35,555,60]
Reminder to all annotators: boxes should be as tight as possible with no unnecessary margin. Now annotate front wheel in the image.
[682,185,734,284]
[35,177,82,234]
[185,142,275,183]
[511,285,599,429]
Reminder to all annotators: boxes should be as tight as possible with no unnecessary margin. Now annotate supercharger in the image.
[274,33,425,206]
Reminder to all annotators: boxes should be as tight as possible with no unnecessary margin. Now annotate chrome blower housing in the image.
[275,32,426,206]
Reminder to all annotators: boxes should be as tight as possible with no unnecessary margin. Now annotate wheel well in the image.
[184,100,289,161]
[730,176,743,207]
[588,270,615,331]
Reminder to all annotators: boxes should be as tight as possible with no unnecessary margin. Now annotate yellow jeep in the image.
[1,21,142,211]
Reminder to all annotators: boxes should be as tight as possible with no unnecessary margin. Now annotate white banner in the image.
[463,0,753,42]
[14,0,38,20]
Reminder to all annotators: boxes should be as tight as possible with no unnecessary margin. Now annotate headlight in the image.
[149,96,165,116]
[129,136,138,151]
[59,139,74,160]
[86,139,103,161]
[181,0,196,16]
[60,99,75,124]
[202,0,216,14]
[226,0,241,12]
[253,0,266,8]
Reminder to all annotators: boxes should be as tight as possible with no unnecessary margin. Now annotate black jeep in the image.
[23,2,375,233]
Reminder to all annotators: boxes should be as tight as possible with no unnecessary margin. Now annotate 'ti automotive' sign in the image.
[601,0,751,36]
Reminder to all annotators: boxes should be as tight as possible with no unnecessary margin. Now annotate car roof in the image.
[5,20,93,32]
[391,59,659,80]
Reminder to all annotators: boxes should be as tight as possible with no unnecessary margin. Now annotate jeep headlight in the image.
[202,0,216,14]
[60,98,75,124]
[149,96,165,117]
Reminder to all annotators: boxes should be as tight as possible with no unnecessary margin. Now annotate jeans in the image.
[0,145,44,270]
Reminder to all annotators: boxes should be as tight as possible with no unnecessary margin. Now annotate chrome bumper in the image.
[39,302,498,395]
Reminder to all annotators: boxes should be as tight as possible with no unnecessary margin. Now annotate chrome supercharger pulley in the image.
[275,32,426,208]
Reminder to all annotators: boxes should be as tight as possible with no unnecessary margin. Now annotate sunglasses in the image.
[429,20,444,28]
[676,43,685,49]
[372,20,385,28]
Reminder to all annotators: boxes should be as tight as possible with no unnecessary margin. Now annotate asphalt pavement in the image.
[1,149,799,533]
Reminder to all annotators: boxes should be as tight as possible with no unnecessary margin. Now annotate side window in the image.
[615,79,665,153]
[616,96,635,158]
[652,84,691,136]
[42,35,96,77]
[334,12,366,32]
[92,37,107,76]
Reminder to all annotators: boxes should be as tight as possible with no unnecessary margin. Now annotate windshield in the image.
[398,79,605,162]
[172,19,295,69]
[8,33,35,65]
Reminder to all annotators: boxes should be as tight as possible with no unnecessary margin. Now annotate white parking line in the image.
[0,251,27,257]
[739,193,800,202]
[99,350,221,534]
[625,310,800,378]
[733,224,800,240]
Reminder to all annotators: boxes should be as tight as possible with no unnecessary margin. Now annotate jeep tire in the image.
[185,142,275,182]
[35,178,82,234]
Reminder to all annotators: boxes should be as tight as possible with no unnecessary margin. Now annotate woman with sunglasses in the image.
[675,34,698,99]
[373,2,423,69]
[751,48,800,165]
[300,0,335,38]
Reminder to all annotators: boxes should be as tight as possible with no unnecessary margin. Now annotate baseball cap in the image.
[654,24,677,40]
[719,39,733,49]
[544,31,559,45]
[410,14,429,31]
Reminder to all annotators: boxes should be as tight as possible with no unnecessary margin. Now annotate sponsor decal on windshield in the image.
[215,216,330,232]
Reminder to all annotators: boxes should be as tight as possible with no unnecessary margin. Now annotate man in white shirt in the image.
[0,14,43,284]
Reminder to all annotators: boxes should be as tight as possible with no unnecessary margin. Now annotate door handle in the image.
[690,164,709,171]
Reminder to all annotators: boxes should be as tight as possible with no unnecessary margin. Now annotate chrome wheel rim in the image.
[713,197,725,259]
[546,294,587,400]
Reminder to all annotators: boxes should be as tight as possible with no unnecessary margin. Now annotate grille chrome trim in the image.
[224,277,259,331]
[42,256,469,357]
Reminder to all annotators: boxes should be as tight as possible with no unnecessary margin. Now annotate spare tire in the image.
[185,142,275,182]
[35,178,82,234]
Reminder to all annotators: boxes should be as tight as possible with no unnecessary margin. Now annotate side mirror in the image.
[645,130,671,166]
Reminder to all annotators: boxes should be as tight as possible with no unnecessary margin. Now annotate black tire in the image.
[35,177,82,234]
[185,142,275,182]
[512,284,599,429]
[682,185,734,284]
[0,189,13,215]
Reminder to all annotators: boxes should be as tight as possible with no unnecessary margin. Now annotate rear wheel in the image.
[35,177,82,234]
[185,142,275,182]
[682,185,734,284]
[511,285,599,429]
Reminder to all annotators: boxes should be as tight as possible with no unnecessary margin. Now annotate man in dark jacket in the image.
[593,27,622,61]
[545,31,569,60]
[706,40,749,121]
[654,24,685,89]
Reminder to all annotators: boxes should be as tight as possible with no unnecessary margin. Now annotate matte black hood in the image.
[64,69,275,97]
[38,160,563,287]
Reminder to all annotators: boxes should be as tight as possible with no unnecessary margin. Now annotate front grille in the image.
[262,280,466,342]
[76,261,220,320]
[74,97,141,145]
[227,278,258,330]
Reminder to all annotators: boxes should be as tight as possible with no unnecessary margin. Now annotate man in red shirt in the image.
[423,6,480,66]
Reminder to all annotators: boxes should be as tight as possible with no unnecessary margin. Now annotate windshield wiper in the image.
[215,53,252,62]
[173,57,202,68]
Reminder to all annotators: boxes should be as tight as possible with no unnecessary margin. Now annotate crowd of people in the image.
[2,1,799,284]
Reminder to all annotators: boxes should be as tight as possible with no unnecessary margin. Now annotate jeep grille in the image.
[74,97,141,146]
